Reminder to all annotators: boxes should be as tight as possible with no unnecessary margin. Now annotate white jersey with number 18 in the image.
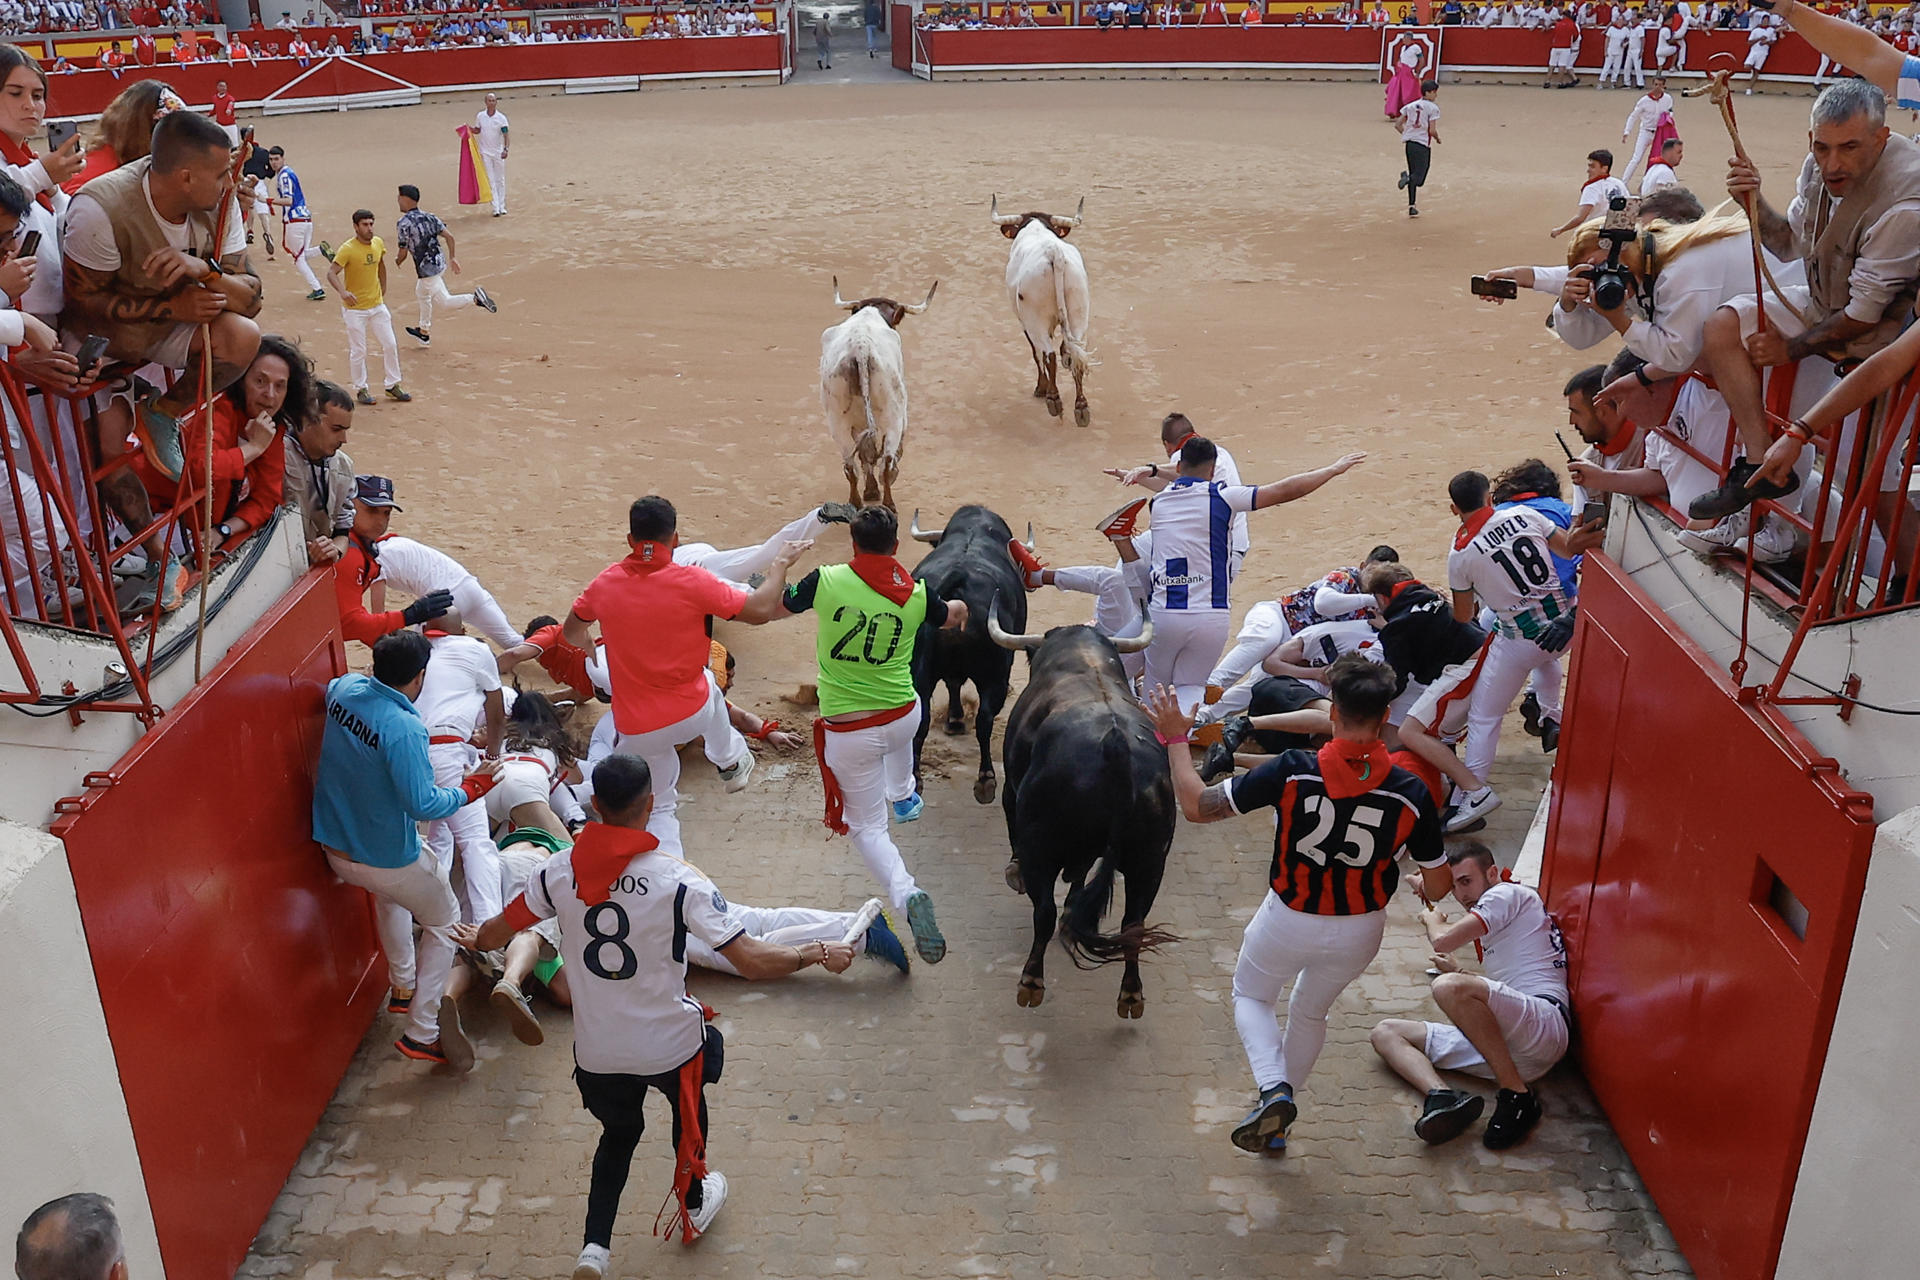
[1447,504,1572,642]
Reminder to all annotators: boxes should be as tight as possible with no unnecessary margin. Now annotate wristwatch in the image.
[217,522,232,539]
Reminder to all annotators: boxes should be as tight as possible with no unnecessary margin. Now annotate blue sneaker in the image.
[892,794,924,822]
[1230,1082,1296,1153]
[1263,1131,1288,1157]
[862,901,910,974]
[136,401,184,481]
[904,891,946,964]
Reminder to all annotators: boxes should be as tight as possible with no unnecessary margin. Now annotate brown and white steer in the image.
[991,194,1093,428]
[818,277,937,511]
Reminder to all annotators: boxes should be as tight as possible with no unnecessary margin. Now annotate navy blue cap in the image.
[354,475,403,511]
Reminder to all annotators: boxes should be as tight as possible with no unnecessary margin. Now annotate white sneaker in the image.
[572,1243,610,1279]
[720,752,755,794]
[1676,511,1749,555]
[1445,786,1502,833]
[687,1170,728,1235]
[1746,512,1797,565]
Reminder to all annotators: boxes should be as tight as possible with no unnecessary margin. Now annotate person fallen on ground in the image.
[360,486,521,649]
[468,753,854,1275]
[709,639,807,752]
[326,208,412,404]
[1148,655,1450,1157]
[674,501,855,589]
[1369,842,1568,1150]
[764,504,970,964]
[283,378,356,567]
[415,605,509,925]
[335,473,453,646]
[393,181,496,347]
[315,629,501,1071]
[499,611,607,702]
[15,1192,130,1280]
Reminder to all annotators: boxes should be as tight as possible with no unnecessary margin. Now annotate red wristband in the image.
[747,718,782,741]
[1154,731,1189,747]
[459,773,498,803]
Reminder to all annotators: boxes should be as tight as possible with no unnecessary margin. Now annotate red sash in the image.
[814,702,918,833]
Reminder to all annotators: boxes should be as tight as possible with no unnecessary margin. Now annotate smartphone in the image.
[1554,431,1577,462]
[1582,499,1609,528]
[45,119,79,152]
[1470,275,1519,300]
[16,229,40,259]
[76,334,110,372]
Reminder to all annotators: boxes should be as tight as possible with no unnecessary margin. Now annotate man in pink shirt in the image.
[563,496,801,854]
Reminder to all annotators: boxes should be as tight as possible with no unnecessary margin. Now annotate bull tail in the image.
[1052,253,1094,379]
[1059,729,1177,969]
[853,352,881,466]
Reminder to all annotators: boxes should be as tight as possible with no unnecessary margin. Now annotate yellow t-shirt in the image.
[333,235,386,311]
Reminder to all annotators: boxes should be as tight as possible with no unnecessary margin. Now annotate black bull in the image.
[992,618,1177,1019]
[908,505,1028,804]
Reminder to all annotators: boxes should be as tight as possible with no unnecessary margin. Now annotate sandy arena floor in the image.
[216,73,1835,1279]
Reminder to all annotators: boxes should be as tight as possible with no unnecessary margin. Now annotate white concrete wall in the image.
[0,819,165,1280]
[1778,806,1920,1280]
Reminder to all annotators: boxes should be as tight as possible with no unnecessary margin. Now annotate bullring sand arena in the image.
[228,76,1825,1279]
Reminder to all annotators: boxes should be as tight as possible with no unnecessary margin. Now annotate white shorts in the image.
[1548,47,1575,69]
[1405,644,1488,740]
[1423,978,1570,1083]
[282,220,314,255]
[1744,47,1769,71]
[485,757,556,824]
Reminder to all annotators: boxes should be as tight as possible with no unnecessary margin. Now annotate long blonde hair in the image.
[1563,203,1751,274]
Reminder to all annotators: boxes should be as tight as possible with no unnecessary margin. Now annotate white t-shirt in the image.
[1639,162,1678,196]
[523,842,744,1075]
[415,633,501,736]
[1604,22,1629,54]
[1446,503,1573,641]
[1290,618,1383,670]
[474,108,510,157]
[1400,98,1440,146]
[1644,377,1733,516]
[1577,175,1631,216]
[1146,478,1257,612]
[374,534,473,597]
[1468,882,1568,1001]
[63,174,247,274]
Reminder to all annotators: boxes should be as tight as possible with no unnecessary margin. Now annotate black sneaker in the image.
[1199,714,1252,783]
[817,502,860,524]
[473,284,497,314]
[1688,460,1800,521]
[1520,691,1542,736]
[1229,1082,1296,1153]
[405,326,430,345]
[1539,718,1560,753]
[1398,171,1410,190]
[1414,1089,1484,1145]
[1483,1088,1543,1150]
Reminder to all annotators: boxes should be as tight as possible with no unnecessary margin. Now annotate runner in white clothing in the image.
[1098,436,1367,709]
[415,611,508,922]
[369,528,522,650]
[1626,13,1650,87]
[475,93,510,216]
[1744,15,1781,93]
[1620,77,1673,181]
[1369,842,1568,1150]
[1598,12,1631,88]
[1639,137,1683,196]
[1549,150,1633,238]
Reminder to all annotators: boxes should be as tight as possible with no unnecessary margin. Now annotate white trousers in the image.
[1144,608,1233,712]
[0,459,65,614]
[1625,128,1657,182]
[450,574,521,648]
[414,273,475,330]
[1599,48,1624,85]
[343,303,403,391]
[821,703,924,909]
[423,742,505,921]
[481,153,507,213]
[605,672,747,857]
[282,220,324,292]
[690,902,869,975]
[1201,599,1290,723]
[1049,563,1145,680]
[1462,632,1563,783]
[327,849,458,1045]
[677,508,828,590]
[1232,891,1386,1092]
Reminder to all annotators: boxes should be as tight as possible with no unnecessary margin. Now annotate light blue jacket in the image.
[313,672,468,869]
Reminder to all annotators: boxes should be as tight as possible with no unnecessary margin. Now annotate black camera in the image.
[1590,195,1639,312]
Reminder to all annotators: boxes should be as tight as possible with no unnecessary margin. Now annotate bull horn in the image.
[1062,196,1085,227]
[1110,619,1153,654]
[1021,522,1035,554]
[903,280,939,315]
[987,596,1045,651]
[989,193,1021,226]
[831,275,860,312]
[908,509,944,543]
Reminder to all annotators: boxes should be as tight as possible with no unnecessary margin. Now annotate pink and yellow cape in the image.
[456,124,492,206]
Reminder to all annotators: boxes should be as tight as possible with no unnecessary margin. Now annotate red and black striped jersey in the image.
[1226,751,1444,915]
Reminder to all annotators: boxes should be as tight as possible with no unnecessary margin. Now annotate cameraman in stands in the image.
[1476,187,1705,305]
[1691,77,1920,522]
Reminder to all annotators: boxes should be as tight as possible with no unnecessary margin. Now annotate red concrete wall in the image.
[49,569,373,1280]
[1542,556,1877,1280]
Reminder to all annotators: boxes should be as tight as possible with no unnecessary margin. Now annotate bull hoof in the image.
[974,775,997,805]
[1074,402,1091,429]
[1117,989,1145,1019]
[1003,860,1025,894]
[944,717,966,736]
[1032,385,1048,399]
[1045,395,1064,418]
[1016,976,1045,1008]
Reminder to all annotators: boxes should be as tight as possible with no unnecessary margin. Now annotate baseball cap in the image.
[355,475,403,511]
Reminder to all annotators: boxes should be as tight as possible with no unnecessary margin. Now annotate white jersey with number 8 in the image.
[522,844,744,1076]
[1446,504,1572,642]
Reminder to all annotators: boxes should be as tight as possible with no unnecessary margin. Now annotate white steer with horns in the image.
[819,277,937,511]
[991,194,1093,428]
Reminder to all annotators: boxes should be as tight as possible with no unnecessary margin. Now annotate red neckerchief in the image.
[571,822,660,906]
[623,541,673,572]
[1594,425,1637,457]
[1384,579,1422,608]
[1165,433,1196,457]
[850,552,916,606]
[1452,507,1494,551]
[1318,739,1392,799]
[0,135,54,211]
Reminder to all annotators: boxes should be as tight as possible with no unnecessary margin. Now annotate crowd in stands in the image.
[913,0,1920,31]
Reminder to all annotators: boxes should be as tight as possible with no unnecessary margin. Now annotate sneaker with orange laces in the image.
[1095,497,1149,542]
[1007,538,1048,589]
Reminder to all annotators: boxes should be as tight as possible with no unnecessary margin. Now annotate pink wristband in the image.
[1154,731,1189,747]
